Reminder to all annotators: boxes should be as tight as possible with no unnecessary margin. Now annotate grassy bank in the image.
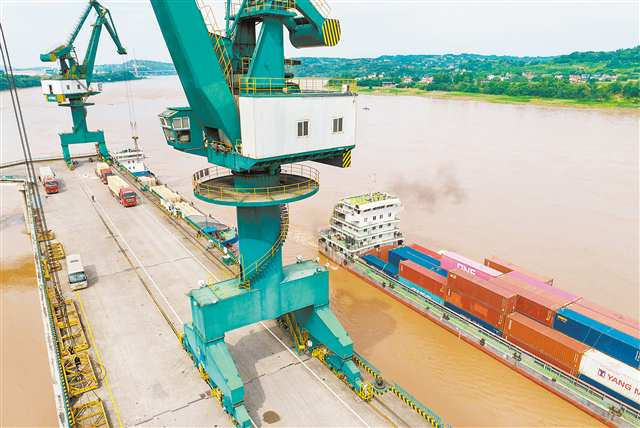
[357,87,640,110]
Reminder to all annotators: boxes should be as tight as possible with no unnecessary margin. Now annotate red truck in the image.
[95,162,114,184]
[107,175,137,207]
[38,166,60,194]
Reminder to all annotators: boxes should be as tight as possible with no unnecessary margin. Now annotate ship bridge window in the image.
[297,120,309,137]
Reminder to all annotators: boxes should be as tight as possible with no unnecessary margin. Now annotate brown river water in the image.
[1,77,638,426]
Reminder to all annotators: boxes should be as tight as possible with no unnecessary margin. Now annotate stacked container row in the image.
[444,270,517,335]
[554,301,640,369]
[388,246,447,277]
[495,272,580,327]
[398,260,446,304]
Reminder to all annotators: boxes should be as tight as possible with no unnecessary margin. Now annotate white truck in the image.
[107,175,137,207]
[66,254,88,290]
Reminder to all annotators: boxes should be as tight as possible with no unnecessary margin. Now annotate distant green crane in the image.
[40,0,126,166]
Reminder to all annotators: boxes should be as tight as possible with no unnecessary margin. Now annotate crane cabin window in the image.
[297,120,309,137]
[332,117,343,133]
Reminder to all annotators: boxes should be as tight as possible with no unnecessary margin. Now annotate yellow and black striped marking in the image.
[322,19,341,46]
[390,386,442,427]
[342,149,352,168]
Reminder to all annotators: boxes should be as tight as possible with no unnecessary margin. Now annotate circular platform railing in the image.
[192,164,320,205]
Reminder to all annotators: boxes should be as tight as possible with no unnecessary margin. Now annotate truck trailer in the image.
[38,166,60,194]
[107,175,137,207]
[95,162,114,184]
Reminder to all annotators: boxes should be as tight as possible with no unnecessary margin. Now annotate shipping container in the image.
[388,246,447,277]
[441,251,502,280]
[447,270,517,313]
[362,254,387,271]
[444,300,504,336]
[150,185,182,203]
[491,277,569,327]
[399,260,446,299]
[504,313,589,376]
[578,349,640,410]
[498,272,579,307]
[398,277,445,305]
[484,256,553,285]
[571,300,640,340]
[409,243,441,261]
[554,306,640,369]
[366,244,398,263]
[175,201,201,218]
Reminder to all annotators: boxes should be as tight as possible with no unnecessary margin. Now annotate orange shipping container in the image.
[399,260,446,298]
[504,313,590,376]
[485,256,553,285]
[447,270,517,313]
[446,290,510,332]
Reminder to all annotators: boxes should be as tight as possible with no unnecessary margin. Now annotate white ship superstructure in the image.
[320,192,403,263]
[112,148,150,176]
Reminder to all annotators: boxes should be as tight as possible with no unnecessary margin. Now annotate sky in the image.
[1,0,638,68]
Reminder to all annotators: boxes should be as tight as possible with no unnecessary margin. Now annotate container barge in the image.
[319,192,640,427]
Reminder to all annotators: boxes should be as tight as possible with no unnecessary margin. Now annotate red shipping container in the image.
[409,243,441,261]
[447,270,517,313]
[504,313,590,376]
[366,244,397,263]
[568,300,640,340]
[497,272,579,308]
[514,289,563,327]
[399,260,446,298]
[446,290,509,331]
[485,256,554,285]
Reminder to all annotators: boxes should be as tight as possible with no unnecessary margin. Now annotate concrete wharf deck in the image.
[2,160,428,428]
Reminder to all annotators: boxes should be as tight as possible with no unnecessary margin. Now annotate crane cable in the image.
[120,54,140,150]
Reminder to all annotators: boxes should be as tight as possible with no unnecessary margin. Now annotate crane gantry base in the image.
[182,262,363,428]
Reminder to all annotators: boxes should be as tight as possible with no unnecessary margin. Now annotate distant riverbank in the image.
[358,87,640,110]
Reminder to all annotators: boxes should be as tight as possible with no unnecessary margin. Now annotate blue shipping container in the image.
[398,277,445,305]
[578,374,640,411]
[388,247,448,277]
[362,254,386,271]
[444,301,503,336]
[554,308,640,369]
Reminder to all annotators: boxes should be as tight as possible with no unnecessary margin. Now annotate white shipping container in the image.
[38,166,55,179]
[139,176,157,186]
[579,349,640,406]
[175,201,201,218]
[151,185,182,203]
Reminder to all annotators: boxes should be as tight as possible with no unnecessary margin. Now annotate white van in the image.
[66,254,88,290]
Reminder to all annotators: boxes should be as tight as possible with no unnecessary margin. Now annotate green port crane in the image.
[149,1,366,426]
[40,0,126,166]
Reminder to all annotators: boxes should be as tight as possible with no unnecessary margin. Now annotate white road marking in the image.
[139,205,220,282]
[80,183,184,326]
